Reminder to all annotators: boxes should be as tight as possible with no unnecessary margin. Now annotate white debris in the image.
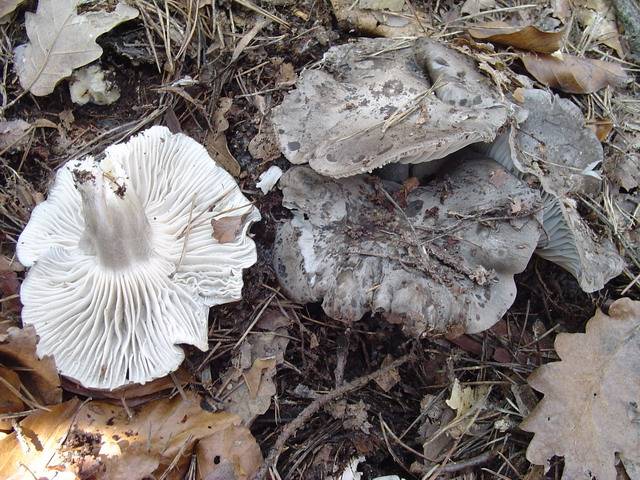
[69,64,120,105]
[340,456,365,480]
[256,165,283,194]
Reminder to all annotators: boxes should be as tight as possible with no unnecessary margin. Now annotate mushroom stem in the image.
[75,161,152,269]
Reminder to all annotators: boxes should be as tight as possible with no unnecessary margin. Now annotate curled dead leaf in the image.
[0,326,61,409]
[576,0,624,56]
[218,313,290,424]
[521,53,630,93]
[330,0,428,37]
[0,392,262,480]
[521,298,640,480]
[61,367,193,407]
[205,97,241,177]
[468,21,566,54]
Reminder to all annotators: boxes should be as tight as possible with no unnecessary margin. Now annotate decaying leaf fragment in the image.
[521,298,640,480]
[205,97,242,177]
[0,326,61,415]
[212,214,249,243]
[576,0,624,56]
[218,311,290,424]
[0,119,30,152]
[468,21,566,54]
[272,37,508,178]
[330,0,428,38]
[461,0,496,15]
[0,391,262,480]
[274,159,542,336]
[521,53,630,94]
[13,0,138,96]
[446,378,490,437]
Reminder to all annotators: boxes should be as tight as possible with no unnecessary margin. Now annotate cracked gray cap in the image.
[272,37,508,178]
[274,159,542,335]
[17,126,260,390]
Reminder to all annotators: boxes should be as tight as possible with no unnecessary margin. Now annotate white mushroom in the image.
[17,126,260,390]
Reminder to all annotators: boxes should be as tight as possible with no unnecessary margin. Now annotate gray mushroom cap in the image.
[274,159,542,335]
[271,37,508,178]
[17,126,260,390]
[476,89,625,292]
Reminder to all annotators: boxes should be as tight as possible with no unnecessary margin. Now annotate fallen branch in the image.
[253,352,415,480]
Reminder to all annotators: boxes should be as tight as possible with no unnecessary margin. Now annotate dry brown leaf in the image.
[0,392,262,480]
[205,97,241,177]
[0,400,78,479]
[373,355,401,392]
[0,326,61,406]
[196,425,263,480]
[521,298,640,480]
[0,366,23,430]
[248,124,281,162]
[276,61,297,86]
[576,0,624,56]
[521,53,630,93]
[587,118,614,141]
[219,320,290,424]
[212,214,248,243]
[0,256,23,273]
[0,119,31,152]
[468,21,566,53]
[61,367,192,406]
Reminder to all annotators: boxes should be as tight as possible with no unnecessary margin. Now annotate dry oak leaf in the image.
[0,326,61,407]
[13,0,138,96]
[468,21,566,54]
[576,0,624,57]
[521,298,640,480]
[521,53,630,94]
[0,391,262,480]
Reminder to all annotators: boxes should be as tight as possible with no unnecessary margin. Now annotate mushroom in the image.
[274,158,542,336]
[271,37,508,178]
[476,89,625,291]
[17,126,260,390]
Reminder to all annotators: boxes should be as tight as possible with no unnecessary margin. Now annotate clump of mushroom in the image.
[271,37,625,336]
[17,126,260,390]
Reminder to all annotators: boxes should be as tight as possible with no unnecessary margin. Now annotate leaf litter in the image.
[1,0,640,478]
[14,0,138,96]
[0,391,262,480]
